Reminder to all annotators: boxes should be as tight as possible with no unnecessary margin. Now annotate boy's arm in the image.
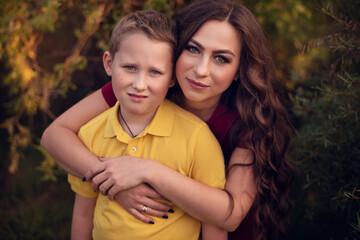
[41,89,109,177]
[71,193,96,240]
[201,223,228,240]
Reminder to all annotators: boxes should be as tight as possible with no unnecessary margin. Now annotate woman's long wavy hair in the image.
[169,0,294,239]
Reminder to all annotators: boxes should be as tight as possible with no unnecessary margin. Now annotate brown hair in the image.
[171,0,294,239]
[109,10,176,61]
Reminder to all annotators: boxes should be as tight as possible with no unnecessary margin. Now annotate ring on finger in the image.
[142,205,148,213]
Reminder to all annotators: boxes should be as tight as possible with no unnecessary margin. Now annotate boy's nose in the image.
[132,74,147,91]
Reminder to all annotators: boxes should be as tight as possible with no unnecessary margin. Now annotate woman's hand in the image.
[83,156,173,223]
[115,184,174,223]
[83,156,147,199]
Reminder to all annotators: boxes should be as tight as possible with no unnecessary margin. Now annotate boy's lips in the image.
[186,77,210,90]
[128,93,148,102]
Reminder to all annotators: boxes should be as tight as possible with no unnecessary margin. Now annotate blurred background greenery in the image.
[0,0,359,239]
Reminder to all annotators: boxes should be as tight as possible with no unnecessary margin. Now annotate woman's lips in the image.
[186,77,209,90]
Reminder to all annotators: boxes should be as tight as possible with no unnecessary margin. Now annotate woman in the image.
[41,0,293,239]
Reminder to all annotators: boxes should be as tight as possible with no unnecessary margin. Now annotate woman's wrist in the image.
[140,158,159,185]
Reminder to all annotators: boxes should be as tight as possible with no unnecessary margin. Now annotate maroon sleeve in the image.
[101,81,117,107]
[236,130,247,149]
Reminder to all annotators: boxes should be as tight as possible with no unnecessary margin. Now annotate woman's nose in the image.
[193,57,210,77]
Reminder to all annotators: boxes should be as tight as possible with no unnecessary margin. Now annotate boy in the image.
[68,10,226,240]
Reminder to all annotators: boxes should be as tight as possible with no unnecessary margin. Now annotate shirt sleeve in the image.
[101,81,117,107]
[67,122,100,198]
[190,124,226,189]
[68,174,98,198]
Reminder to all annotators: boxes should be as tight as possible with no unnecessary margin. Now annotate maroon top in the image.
[102,81,117,107]
[101,81,254,240]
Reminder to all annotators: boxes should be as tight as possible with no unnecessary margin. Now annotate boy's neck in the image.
[117,106,157,138]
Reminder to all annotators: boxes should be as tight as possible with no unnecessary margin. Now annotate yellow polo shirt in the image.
[68,99,225,240]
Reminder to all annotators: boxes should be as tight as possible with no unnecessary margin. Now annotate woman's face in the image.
[175,20,241,108]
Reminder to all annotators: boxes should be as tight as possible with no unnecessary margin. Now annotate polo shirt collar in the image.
[104,100,174,139]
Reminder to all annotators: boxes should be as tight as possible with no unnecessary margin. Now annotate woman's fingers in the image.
[140,200,171,219]
[98,179,114,195]
[91,170,113,193]
[113,184,174,219]
[128,208,154,224]
[107,182,127,200]
[127,204,173,224]
[139,204,169,219]
[143,184,167,200]
[83,161,106,182]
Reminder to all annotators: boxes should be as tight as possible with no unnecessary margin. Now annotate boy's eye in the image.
[185,45,199,54]
[150,70,161,75]
[124,66,135,70]
[215,55,230,64]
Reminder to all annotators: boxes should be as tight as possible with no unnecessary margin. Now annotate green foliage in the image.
[0,0,180,177]
[145,0,174,15]
[289,1,360,238]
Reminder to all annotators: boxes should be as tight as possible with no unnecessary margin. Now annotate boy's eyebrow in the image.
[189,39,235,57]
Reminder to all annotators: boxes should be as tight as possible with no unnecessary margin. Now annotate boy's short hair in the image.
[110,10,176,61]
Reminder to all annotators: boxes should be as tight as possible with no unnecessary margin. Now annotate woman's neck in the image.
[183,98,220,122]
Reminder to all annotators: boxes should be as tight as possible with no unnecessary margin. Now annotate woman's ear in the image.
[233,74,239,81]
[103,51,112,76]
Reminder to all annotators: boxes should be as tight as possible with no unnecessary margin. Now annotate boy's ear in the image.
[169,78,176,87]
[103,51,112,76]
[169,72,176,87]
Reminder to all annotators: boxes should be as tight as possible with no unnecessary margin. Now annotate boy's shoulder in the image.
[164,100,206,127]
[79,107,113,134]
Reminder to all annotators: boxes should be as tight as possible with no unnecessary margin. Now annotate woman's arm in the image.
[202,223,228,240]
[144,147,256,231]
[41,89,109,177]
[85,147,256,231]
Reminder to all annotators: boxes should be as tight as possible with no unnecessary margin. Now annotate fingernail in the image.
[162,215,168,219]
[168,209,174,213]
[82,177,86,182]
[149,221,154,224]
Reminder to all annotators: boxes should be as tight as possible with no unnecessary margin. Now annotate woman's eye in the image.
[215,56,230,64]
[185,45,199,54]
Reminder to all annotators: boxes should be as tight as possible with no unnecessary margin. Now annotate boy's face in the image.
[103,32,174,118]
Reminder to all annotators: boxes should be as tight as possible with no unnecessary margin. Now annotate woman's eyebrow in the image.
[189,39,204,50]
[213,50,235,56]
[190,39,235,56]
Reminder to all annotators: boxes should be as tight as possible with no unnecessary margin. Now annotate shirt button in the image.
[131,147,136,152]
